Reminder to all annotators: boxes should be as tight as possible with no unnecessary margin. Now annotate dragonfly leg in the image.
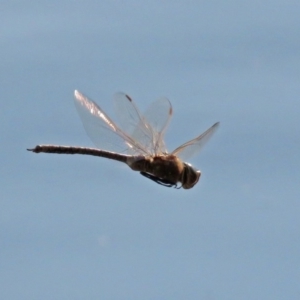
[140,172,178,188]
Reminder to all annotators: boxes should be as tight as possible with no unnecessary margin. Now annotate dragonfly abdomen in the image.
[27,145,129,163]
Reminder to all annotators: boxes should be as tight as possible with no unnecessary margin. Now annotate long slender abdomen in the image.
[27,145,130,164]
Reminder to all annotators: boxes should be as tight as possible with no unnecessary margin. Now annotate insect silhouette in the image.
[28,90,219,189]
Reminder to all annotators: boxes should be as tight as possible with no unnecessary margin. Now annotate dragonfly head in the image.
[181,163,201,189]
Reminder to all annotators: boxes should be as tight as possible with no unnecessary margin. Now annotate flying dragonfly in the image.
[28,90,219,189]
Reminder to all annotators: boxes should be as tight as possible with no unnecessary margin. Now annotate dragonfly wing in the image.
[139,97,172,154]
[171,122,220,161]
[113,93,172,155]
[74,90,149,155]
[113,92,147,138]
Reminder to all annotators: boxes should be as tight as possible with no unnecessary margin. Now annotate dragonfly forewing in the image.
[134,96,172,155]
[171,122,220,161]
[113,93,172,155]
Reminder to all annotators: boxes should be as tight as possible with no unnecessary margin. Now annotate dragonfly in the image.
[28,90,219,189]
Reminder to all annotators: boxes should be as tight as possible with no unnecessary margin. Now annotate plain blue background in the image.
[1,1,299,299]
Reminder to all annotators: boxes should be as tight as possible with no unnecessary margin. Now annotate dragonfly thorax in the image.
[127,155,200,189]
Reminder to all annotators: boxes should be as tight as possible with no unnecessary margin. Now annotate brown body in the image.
[128,155,200,189]
[28,90,218,189]
[28,146,200,189]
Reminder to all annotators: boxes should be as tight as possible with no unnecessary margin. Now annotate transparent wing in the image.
[113,92,145,139]
[171,122,220,161]
[113,93,172,155]
[139,97,172,154]
[74,90,150,155]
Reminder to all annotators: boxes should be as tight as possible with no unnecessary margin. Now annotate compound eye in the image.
[182,166,201,189]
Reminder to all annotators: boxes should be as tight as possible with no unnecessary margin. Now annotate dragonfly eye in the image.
[181,164,201,189]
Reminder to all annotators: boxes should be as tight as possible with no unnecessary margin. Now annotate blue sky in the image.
[1,1,300,299]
